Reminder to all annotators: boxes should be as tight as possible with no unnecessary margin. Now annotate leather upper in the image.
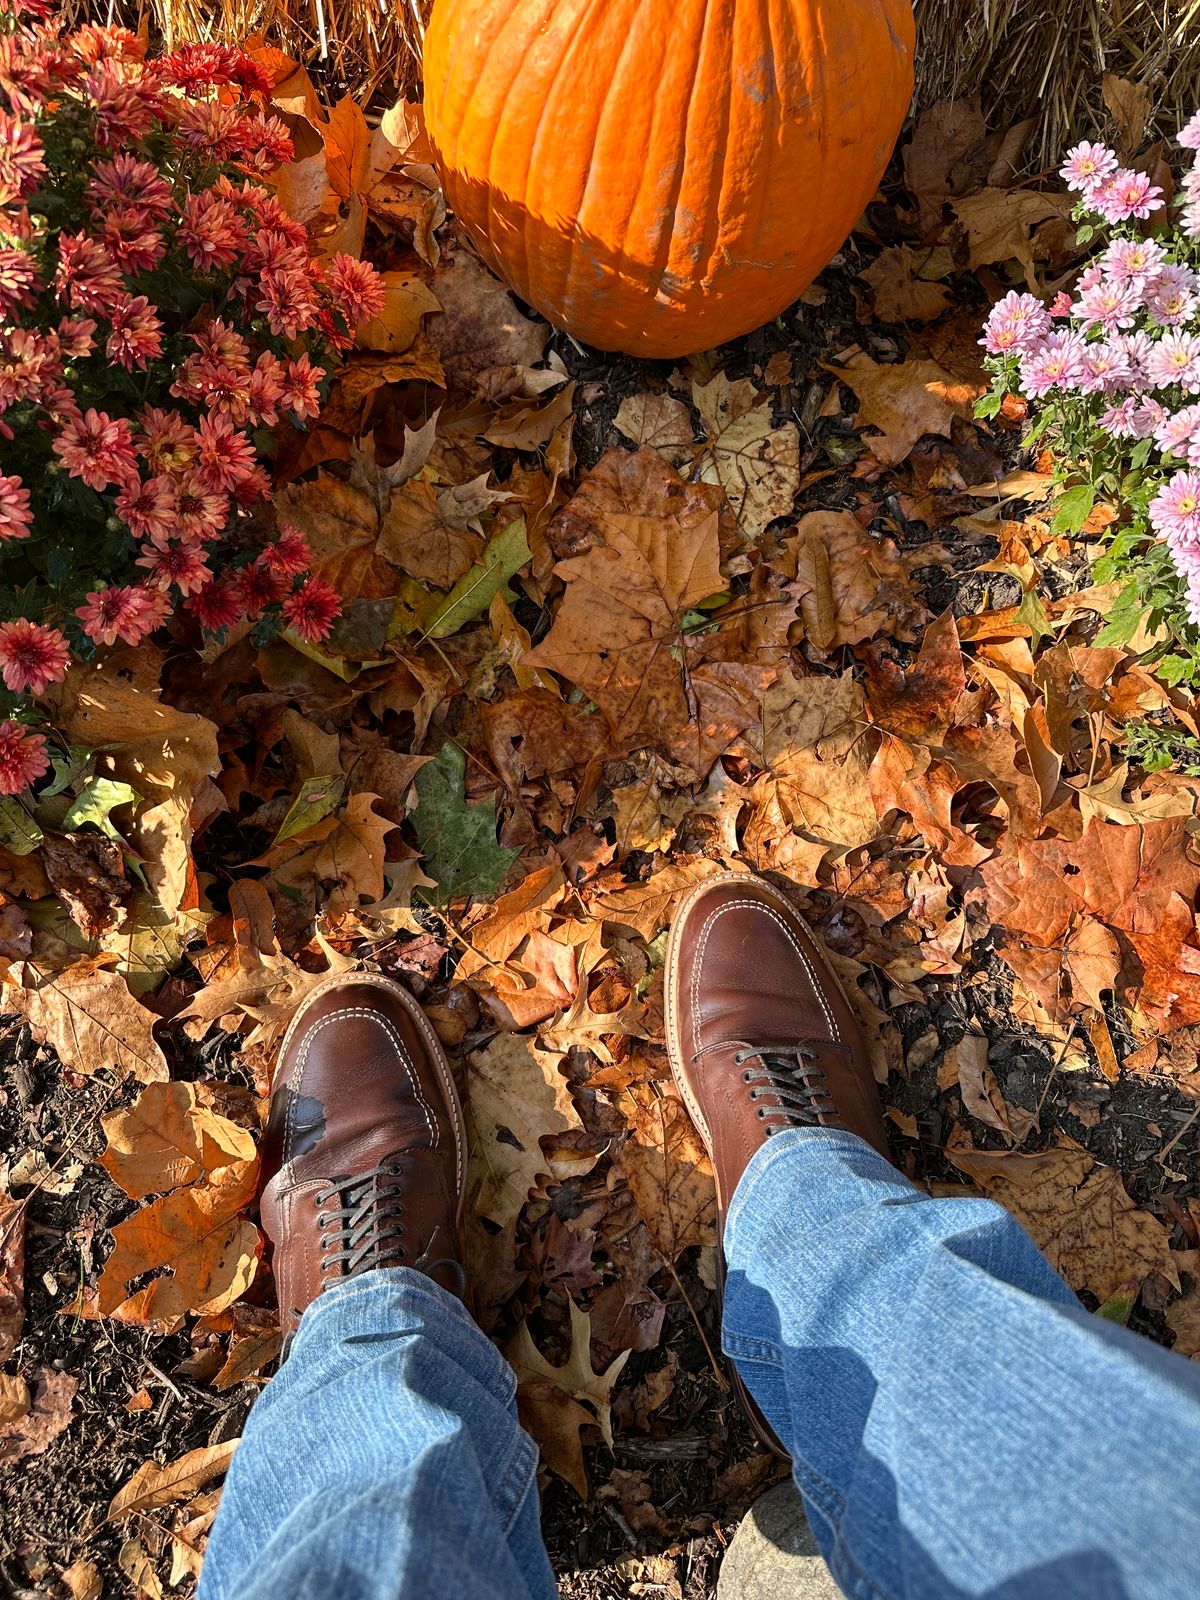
[260,977,466,1335]
[668,874,890,1213]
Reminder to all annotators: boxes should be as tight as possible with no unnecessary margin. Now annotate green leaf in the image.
[0,796,43,855]
[41,745,93,800]
[1075,223,1095,246]
[422,516,531,641]
[273,774,346,844]
[62,776,139,841]
[1050,484,1096,538]
[974,391,1005,420]
[1016,585,1054,651]
[1095,608,1143,649]
[410,741,520,903]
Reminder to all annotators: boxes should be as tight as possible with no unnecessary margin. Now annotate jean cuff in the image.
[724,1126,886,1247]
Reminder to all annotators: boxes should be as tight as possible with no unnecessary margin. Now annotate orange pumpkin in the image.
[422,0,915,358]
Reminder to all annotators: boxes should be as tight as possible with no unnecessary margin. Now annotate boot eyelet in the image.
[742,1070,753,1083]
[757,1107,766,1119]
[733,1051,745,1065]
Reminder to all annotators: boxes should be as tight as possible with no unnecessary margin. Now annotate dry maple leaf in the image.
[590,859,733,943]
[865,612,969,742]
[614,392,696,468]
[949,1144,1178,1304]
[952,188,1073,288]
[507,1298,630,1498]
[464,1032,584,1230]
[693,372,800,539]
[378,477,483,589]
[255,792,394,914]
[759,671,880,849]
[0,1367,76,1465]
[860,245,952,324]
[618,1087,718,1256]
[8,957,168,1083]
[526,508,724,754]
[826,352,978,467]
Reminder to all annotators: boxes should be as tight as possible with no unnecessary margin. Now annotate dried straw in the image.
[67,0,1200,163]
[914,0,1200,165]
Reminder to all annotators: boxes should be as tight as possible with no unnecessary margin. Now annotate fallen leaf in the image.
[97,1181,260,1323]
[353,269,440,352]
[591,859,732,942]
[1166,1284,1200,1358]
[410,742,520,902]
[0,1189,23,1362]
[8,958,168,1083]
[107,1439,239,1522]
[507,1298,630,1497]
[0,1371,28,1427]
[464,1031,583,1229]
[949,1033,1036,1144]
[759,671,880,848]
[101,1082,257,1201]
[949,1145,1178,1303]
[826,353,978,467]
[614,392,695,467]
[61,1560,102,1600]
[693,373,799,539]
[0,1367,76,1463]
[526,506,724,753]
[422,515,532,639]
[618,1089,718,1255]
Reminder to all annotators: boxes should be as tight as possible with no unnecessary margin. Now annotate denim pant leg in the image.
[723,1127,1200,1600]
[198,1269,558,1600]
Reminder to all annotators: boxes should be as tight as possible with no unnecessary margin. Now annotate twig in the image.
[665,1257,728,1391]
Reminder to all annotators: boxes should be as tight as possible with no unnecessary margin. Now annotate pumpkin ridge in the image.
[648,0,719,309]
[555,0,646,331]
[710,0,772,288]
[481,0,553,303]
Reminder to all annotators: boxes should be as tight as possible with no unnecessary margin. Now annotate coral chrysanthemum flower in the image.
[280,353,325,420]
[52,407,137,490]
[0,109,46,204]
[0,618,70,694]
[0,474,33,541]
[106,294,164,370]
[0,721,49,796]
[233,562,288,617]
[187,577,242,633]
[116,474,176,543]
[282,577,342,644]
[53,232,124,316]
[196,411,257,492]
[261,525,311,578]
[76,583,152,646]
[326,253,386,327]
[135,537,211,595]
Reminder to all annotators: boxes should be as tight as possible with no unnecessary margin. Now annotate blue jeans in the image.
[200,1130,1200,1600]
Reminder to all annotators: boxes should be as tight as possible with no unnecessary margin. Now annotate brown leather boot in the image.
[665,870,891,1452]
[259,973,468,1339]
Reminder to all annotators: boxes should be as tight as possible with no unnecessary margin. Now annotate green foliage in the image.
[410,741,520,903]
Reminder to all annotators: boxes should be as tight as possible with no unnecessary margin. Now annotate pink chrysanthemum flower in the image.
[187,577,242,633]
[1146,331,1200,394]
[1133,397,1169,438]
[1060,141,1118,195]
[246,352,285,427]
[0,474,32,542]
[1150,469,1200,544]
[0,618,69,695]
[1049,291,1073,318]
[135,537,211,595]
[256,265,321,340]
[1099,395,1142,438]
[1147,263,1199,327]
[115,474,176,542]
[174,476,229,543]
[1113,329,1154,382]
[1101,236,1167,286]
[1093,169,1166,223]
[52,408,137,491]
[1079,341,1133,394]
[262,525,311,578]
[100,208,165,275]
[0,328,54,407]
[86,153,173,220]
[196,411,258,492]
[138,407,198,478]
[57,316,96,359]
[1075,278,1142,332]
[283,577,342,644]
[231,111,294,172]
[0,722,49,796]
[1018,330,1088,397]
[980,290,1052,355]
[179,191,246,273]
[0,110,46,205]
[326,254,386,328]
[106,295,164,370]
[1179,110,1200,150]
[1155,403,1200,467]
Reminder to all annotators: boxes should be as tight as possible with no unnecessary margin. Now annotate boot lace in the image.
[312,1157,466,1296]
[721,1041,842,1136]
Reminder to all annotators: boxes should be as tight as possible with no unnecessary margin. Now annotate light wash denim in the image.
[200,1128,1200,1600]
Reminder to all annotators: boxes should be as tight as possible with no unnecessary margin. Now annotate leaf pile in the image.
[5,76,1200,1597]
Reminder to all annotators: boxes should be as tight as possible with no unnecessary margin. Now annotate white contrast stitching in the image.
[688,896,840,1064]
[284,1007,438,1172]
